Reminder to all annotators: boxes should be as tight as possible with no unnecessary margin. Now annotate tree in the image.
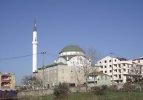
[21,75,42,90]
[53,83,70,100]
[127,62,143,83]
[71,47,100,91]
[83,47,101,91]
[85,47,101,65]
[126,62,143,91]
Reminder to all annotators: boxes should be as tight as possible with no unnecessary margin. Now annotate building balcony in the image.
[1,86,11,89]
[1,79,11,82]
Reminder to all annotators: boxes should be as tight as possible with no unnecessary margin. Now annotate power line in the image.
[0,51,57,62]
[0,54,32,61]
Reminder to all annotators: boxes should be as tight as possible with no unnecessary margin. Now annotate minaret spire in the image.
[33,20,37,31]
[32,20,38,73]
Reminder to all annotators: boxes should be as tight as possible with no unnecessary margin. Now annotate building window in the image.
[109,60,112,62]
[104,66,107,68]
[105,71,107,73]
[115,59,116,62]
[123,64,125,66]
[105,60,107,63]
[110,70,112,73]
[118,64,121,68]
[123,69,126,72]
[114,75,117,77]
[119,69,121,73]
[128,69,129,73]
[127,65,129,68]
[110,65,112,67]
[100,61,101,63]
[119,75,121,79]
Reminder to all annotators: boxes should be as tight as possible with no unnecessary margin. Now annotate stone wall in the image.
[17,89,53,97]
[17,87,87,98]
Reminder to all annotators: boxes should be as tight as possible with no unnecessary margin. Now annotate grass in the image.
[19,91,143,100]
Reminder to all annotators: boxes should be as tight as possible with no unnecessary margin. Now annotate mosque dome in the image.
[59,45,84,54]
[55,45,88,65]
[58,45,85,61]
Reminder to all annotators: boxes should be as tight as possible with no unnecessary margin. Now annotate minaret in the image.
[32,21,38,73]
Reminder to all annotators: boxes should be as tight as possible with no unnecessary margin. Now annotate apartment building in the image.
[0,72,15,90]
[96,56,143,83]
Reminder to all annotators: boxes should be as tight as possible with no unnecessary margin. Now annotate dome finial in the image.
[33,19,37,31]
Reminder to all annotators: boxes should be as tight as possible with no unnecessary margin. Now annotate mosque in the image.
[34,45,91,87]
[32,22,91,87]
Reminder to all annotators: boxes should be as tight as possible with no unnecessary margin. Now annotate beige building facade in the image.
[96,56,143,84]
[0,72,15,90]
[34,45,91,87]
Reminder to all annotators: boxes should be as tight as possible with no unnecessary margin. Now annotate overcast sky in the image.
[0,0,143,84]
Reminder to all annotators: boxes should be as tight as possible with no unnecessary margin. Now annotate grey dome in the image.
[59,45,84,54]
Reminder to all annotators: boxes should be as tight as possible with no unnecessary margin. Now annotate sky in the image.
[0,0,143,85]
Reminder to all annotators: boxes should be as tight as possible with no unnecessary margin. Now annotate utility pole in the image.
[41,51,46,89]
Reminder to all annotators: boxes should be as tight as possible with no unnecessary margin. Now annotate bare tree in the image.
[71,47,100,91]
[84,47,102,90]
[127,62,143,83]
[21,75,42,90]
[126,62,143,91]
[85,47,102,65]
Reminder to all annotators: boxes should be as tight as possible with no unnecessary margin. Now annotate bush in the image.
[122,83,135,92]
[91,85,107,95]
[53,83,70,100]
[108,85,118,92]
